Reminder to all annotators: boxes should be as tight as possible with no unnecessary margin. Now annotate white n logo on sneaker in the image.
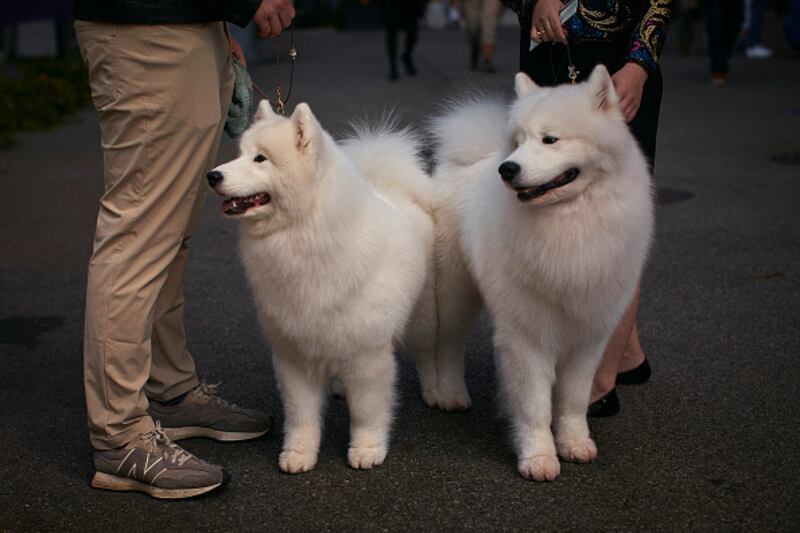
[116,449,136,474]
[143,454,163,476]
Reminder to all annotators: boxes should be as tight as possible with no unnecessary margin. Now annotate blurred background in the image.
[2,0,797,146]
[1,1,799,531]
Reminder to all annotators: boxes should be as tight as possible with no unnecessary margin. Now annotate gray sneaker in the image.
[91,423,229,499]
[148,383,272,442]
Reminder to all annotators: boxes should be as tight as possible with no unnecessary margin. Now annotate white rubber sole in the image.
[91,471,221,500]
[161,426,269,442]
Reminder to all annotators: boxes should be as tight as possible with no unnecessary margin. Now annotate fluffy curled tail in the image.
[430,98,508,169]
[341,118,432,213]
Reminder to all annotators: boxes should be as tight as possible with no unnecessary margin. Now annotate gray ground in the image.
[1,22,799,532]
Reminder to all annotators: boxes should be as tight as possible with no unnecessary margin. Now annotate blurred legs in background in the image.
[706,0,744,85]
[462,0,502,72]
[743,0,774,58]
[383,1,425,80]
[678,0,700,56]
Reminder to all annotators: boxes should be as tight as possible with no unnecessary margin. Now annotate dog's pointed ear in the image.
[587,65,620,115]
[255,100,275,122]
[291,102,318,154]
[514,72,539,99]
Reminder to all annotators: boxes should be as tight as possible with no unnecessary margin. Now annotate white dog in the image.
[431,66,654,481]
[208,101,439,473]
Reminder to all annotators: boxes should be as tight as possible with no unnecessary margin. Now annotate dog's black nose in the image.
[498,161,521,181]
[207,170,223,188]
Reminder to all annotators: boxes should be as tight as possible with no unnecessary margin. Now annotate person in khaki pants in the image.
[75,0,295,499]
[461,0,503,72]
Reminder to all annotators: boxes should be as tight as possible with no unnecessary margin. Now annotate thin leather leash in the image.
[252,21,297,115]
[565,37,579,84]
[547,36,579,86]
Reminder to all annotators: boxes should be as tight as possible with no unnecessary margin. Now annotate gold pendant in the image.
[568,65,579,85]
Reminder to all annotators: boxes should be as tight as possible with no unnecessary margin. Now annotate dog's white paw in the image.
[347,446,387,470]
[518,454,561,482]
[434,389,472,412]
[421,387,440,408]
[557,438,598,464]
[279,450,318,474]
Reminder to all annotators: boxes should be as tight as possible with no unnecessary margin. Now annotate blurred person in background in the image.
[383,0,427,80]
[448,0,463,29]
[678,0,701,56]
[743,0,773,58]
[462,0,503,72]
[706,0,743,85]
[787,0,800,49]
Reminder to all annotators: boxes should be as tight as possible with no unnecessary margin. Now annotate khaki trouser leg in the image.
[146,102,232,401]
[76,21,234,450]
[480,0,502,48]
[463,0,481,44]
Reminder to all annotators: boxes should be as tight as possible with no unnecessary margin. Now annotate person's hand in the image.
[611,62,649,123]
[531,0,567,44]
[253,0,296,38]
[229,36,247,67]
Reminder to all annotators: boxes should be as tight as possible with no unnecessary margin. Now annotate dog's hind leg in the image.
[341,346,397,470]
[404,266,440,408]
[273,352,326,474]
[553,340,606,464]
[495,331,561,482]
[432,238,479,412]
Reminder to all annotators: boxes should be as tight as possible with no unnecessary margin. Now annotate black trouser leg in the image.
[401,17,418,75]
[706,0,743,74]
[385,24,398,77]
[404,19,418,58]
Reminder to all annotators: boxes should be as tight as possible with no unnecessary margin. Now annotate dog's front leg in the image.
[553,340,606,464]
[495,331,561,482]
[273,353,326,474]
[341,346,397,470]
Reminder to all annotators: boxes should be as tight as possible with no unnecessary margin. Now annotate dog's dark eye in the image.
[542,135,559,145]
[253,154,267,163]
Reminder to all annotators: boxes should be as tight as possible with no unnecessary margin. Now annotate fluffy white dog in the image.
[208,101,438,473]
[431,66,654,481]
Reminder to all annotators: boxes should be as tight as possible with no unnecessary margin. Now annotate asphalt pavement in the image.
[1,21,799,532]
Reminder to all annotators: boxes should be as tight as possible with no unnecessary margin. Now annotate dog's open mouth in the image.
[513,168,580,201]
[221,193,271,216]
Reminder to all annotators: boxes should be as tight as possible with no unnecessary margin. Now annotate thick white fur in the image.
[210,102,438,473]
[432,67,654,481]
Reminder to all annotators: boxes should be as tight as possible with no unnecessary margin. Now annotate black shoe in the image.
[616,358,651,385]
[587,389,619,418]
[470,42,479,70]
[401,54,416,76]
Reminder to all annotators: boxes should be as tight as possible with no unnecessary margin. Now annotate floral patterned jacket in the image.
[501,0,673,73]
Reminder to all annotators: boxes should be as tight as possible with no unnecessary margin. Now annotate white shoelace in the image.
[143,422,196,467]
[194,382,238,409]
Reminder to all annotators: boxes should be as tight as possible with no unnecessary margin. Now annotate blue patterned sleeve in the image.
[627,0,674,73]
